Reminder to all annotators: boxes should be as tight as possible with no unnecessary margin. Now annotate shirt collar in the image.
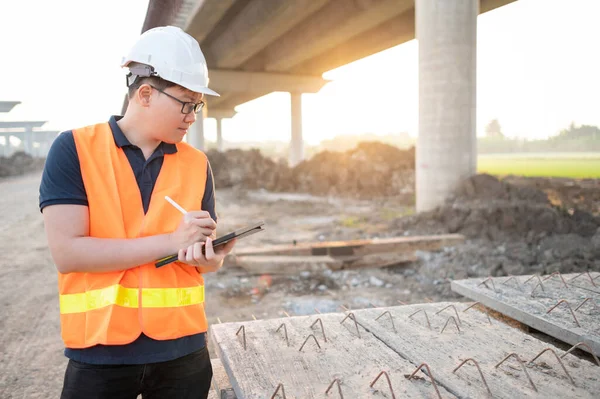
[108,115,177,154]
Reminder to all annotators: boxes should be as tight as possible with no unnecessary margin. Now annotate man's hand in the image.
[178,237,237,273]
[169,211,216,252]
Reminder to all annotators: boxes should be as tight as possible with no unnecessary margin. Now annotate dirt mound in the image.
[503,175,600,216]
[292,142,414,199]
[0,152,45,178]
[207,142,415,200]
[206,148,293,191]
[390,174,600,290]
[395,174,600,240]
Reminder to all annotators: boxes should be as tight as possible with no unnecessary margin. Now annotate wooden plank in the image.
[451,273,600,357]
[353,303,600,399]
[234,234,465,257]
[210,314,456,399]
[233,253,416,274]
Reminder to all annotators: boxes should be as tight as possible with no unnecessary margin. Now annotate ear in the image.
[136,84,153,108]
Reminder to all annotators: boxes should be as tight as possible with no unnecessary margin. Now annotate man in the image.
[39,26,234,398]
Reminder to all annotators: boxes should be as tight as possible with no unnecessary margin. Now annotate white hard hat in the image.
[121,26,219,96]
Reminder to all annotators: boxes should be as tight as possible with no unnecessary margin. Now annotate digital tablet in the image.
[155,221,265,268]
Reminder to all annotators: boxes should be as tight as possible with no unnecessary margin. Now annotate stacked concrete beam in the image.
[211,303,600,398]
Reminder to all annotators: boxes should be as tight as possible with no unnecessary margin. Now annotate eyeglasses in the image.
[149,85,205,114]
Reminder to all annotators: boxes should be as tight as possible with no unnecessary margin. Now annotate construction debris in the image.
[231,234,462,274]
[451,272,600,356]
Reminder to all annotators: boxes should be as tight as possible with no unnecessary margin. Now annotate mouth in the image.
[178,127,188,134]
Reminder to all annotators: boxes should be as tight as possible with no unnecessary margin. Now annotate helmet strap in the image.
[125,64,157,87]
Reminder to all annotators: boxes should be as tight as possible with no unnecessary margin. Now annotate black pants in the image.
[60,347,213,399]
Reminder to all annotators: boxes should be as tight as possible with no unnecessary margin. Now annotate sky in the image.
[1,0,599,145]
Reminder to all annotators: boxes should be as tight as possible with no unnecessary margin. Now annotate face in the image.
[143,84,204,144]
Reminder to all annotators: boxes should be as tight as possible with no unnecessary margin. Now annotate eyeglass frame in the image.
[149,85,205,114]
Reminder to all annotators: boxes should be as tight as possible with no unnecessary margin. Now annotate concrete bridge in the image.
[140,0,517,211]
[0,101,58,157]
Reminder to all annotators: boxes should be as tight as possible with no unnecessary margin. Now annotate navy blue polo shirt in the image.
[39,115,217,365]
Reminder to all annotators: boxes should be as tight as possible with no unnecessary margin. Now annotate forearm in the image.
[54,234,176,274]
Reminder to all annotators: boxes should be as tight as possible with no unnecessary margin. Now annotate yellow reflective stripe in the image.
[142,286,205,308]
[59,285,204,314]
[60,285,138,314]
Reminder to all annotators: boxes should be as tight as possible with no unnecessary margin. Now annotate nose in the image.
[184,111,197,124]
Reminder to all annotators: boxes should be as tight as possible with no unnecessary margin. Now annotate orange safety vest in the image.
[57,122,209,349]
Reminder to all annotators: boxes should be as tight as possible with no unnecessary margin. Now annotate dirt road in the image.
[0,172,66,398]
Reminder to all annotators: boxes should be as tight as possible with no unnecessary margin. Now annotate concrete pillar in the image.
[289,92,303,166]
[187,111,205,150]
[216,118,224,152]
[416,0,478,212]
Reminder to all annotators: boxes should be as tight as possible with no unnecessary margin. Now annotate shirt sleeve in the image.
[201,159,217,223]
[39,131,88,212]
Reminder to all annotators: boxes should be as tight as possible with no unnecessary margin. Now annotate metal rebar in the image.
[478,277,497,292]
[441,316,461,333]
[270,383,286,399]
[275,323,289,347]
[407,363,442,399]
[325,378,344,398]
[543,271,568,288]
[524,274,545,292]
[435,304,462,325]
[340,312,361,338]
[299,334,321,352]
[339,304,350,312]
[574,297,600,313]
[314,307,321,314]
[424,297,434,303]
[310,318,327,342]
[502,275,521,288]
[398,300,408,305]
[408,308,432,330]
[560,342,600,366]
[546,299,581,327]
[569,271,598,287]
[495,353,537,392]
[375,310,397,332]
[236,325,246,350]
[530,282,545,297]
[463,302,492,325]
[528,347,575,385]
[452,358,492,396]
[369,371,396,399]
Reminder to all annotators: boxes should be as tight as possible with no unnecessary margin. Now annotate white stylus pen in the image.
[165,195,187,215]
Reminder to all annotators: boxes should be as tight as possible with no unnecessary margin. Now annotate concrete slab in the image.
[352,303,600,399]
[451,273,600,357]
[210,313,456,399]
[211,302,599,399]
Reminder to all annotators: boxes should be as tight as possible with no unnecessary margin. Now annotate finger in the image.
[185,244,195,263]
[187,218,217,230]
[185,210,211,219]
[177,248,186,262]
[204,237,215,260]
[216,238,236,256]
[193,242,205,262]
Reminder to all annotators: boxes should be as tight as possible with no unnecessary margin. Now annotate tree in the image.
[485,119,504,138]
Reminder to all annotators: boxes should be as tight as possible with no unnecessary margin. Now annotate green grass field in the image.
[477,153,600,178]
